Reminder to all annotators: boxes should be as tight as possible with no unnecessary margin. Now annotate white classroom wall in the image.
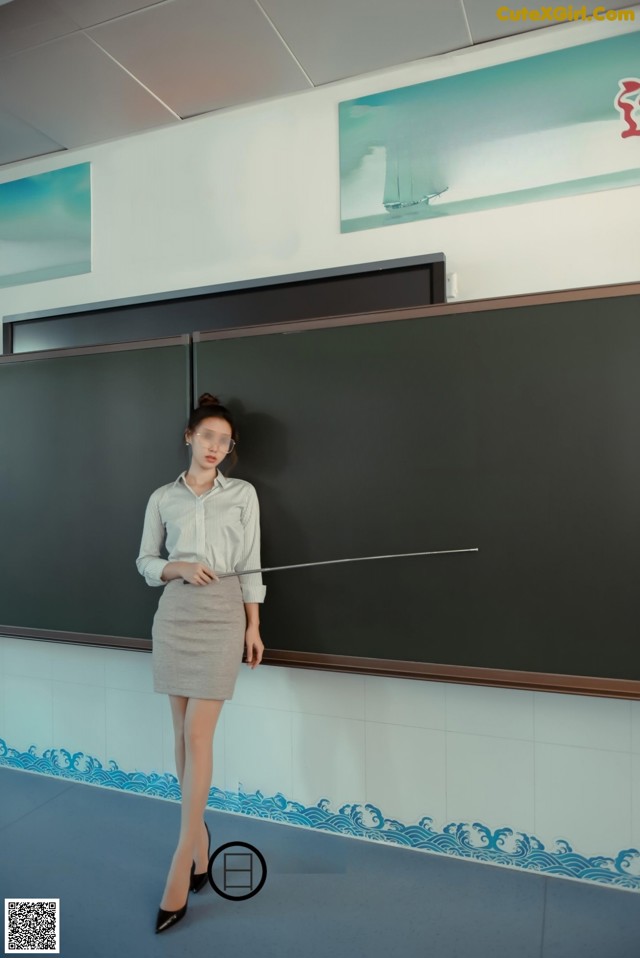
[1,14,639,882]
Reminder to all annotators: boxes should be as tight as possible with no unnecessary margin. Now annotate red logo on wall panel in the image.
[615,78,640,137]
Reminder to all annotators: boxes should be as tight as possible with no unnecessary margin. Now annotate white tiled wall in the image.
[534,742,632,856]
[0,639,4,739]
[1,634,638,866]
[366,721,447,828]
[632,737,640,852]
[632,699,640,830]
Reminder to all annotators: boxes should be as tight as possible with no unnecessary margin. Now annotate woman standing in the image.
[136,393,266,933]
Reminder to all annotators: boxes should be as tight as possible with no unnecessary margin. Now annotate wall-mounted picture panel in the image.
[339,31,640,232]
[0,162,91,288]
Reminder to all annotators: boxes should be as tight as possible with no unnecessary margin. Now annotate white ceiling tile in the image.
[0,32,179,148]
[2,0,627,168]
[0,106,64,165]
[52,0,169,30]
[258,0,473,84]
[87,0,312,119]
[0,0,79,58]
[462,0,638,43]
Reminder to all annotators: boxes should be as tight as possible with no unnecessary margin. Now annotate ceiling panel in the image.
[0,31,179,148]
[463,0,638,43]
[52,0,170,30]
[88,0,312,119]
[1,0,637,169]
[0,106,64,166]
[0,0,78,59]
[258,0,472,84]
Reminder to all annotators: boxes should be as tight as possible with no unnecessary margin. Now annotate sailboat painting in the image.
[339,31,640,232]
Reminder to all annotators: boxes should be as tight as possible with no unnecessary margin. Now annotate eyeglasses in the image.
[193,429,236,453]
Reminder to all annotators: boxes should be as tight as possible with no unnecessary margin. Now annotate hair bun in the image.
[198,392,221,407]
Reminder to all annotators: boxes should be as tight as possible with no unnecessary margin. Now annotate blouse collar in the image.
[175,469,228,489]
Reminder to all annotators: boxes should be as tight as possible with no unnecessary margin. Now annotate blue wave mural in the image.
[1,737,638,891]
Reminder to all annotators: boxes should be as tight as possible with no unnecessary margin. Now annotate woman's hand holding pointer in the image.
[161,561,219,585]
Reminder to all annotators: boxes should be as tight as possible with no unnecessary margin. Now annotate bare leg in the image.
[168,695,213,875]
[160,696,224,911]
[169,695,188,789]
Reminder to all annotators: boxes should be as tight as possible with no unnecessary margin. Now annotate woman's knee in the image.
[184,699,223,749]
[167,706,186,752]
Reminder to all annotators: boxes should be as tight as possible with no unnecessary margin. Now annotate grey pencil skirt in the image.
[151,575,246,700]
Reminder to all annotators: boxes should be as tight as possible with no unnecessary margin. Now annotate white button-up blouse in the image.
[135,470,266,603]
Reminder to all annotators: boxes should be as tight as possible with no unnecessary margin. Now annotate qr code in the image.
[5,899,60,954]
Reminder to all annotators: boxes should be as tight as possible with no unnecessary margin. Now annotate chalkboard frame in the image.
[2,280,640,701]
[2,253,446,355]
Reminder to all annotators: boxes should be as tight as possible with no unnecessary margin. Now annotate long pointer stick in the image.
[217,547,479,578]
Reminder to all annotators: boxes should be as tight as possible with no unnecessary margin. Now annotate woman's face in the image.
[187,416,234,472]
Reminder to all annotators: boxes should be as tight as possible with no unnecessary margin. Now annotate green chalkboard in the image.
[195,292,640,682]
[0,338,190,640]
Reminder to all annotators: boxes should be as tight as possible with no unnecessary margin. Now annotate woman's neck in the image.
[186,465,217,487]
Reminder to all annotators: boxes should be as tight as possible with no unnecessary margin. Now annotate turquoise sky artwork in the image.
[0,162,91,288]
[339,31,640,232]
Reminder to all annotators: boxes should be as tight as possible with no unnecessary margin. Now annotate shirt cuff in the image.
[143,558,169,587]
[240,582,267,603]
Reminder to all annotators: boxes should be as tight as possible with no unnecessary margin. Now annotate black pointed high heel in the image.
[190,821,211,893]
[155,863,194,933]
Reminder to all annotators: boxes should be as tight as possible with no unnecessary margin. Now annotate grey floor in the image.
[0,765,638,958]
